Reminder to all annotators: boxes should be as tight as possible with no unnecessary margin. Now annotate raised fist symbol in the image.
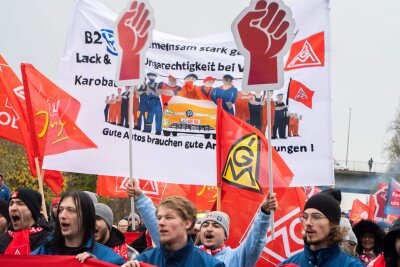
[117,0,153,82]
[232,0,294,89]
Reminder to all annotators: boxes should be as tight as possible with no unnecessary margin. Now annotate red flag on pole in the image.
[0,73,24,145]
[20,63,97,156]
[349,199,369,223]
[0,55,64,195]
[216,101,293,190]
[216,101,294,249]
[368,195,376,220]
[288,79,315,109]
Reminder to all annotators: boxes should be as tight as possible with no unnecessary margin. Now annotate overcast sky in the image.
[1,0,399,165]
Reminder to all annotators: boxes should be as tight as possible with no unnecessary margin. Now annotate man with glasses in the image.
[279,189,363,267]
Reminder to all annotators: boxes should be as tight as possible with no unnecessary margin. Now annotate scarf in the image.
[199,245,226,256]
[4,226,43,255]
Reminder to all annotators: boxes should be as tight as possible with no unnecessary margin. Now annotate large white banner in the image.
[43,0,333,187]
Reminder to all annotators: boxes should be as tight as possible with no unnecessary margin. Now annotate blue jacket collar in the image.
[160,236,194,262]
[303,243,341,265]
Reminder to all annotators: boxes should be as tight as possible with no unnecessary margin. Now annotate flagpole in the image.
[217,186,221,211]
[266,90,275,240]
[34,157,48,221]
[128,85,136,231]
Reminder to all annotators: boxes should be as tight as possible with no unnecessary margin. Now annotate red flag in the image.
[303,186,322,199]
[0,63,24,145]
[96,176,217,210]
[0,55,64,195]
[0,255,124,267]
[256,187,306,266]
[368,195,376,220]
[288,79,314,109]
[21,63,97,156]
[285,32,325,71]
[123,232,142,244]
[374,184,388,219]
[216,100,293,189]
[216,100,294,264]
[349,199,369,223]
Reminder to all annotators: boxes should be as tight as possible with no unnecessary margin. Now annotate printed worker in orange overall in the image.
[261,92,275,135]
[108,93,117,124]
[115,88,122,125]
[293,113,301,136]
[198,76,216,100]
[156,75,181,110]
[235,91,252,123]
[288,113,295,137]
[177,73,200,99]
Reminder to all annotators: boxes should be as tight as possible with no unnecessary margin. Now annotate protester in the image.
[341,217,359,257]
[121,195,224,267]
[83,190,99,204]
[353,219,385,264]
[377,221,391,234]
[368,158,374,172]
[0,188,52,254]
[31,191,125,265]
[0,173,11,201]
[51,197,61,220]
[368,218,400,267]
[49,197,61,229]
[0,199,11,234]
[279,189,363,266]
[118,219,129,232]
[126,178,277,267]
[95,203,128,260]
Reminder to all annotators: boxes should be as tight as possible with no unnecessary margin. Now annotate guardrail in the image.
[335,160,389,173]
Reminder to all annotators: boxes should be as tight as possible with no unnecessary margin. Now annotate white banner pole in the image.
[266,90,274,239]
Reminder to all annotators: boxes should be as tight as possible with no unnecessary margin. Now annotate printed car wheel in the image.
[163,130,171,136]
[172,132,178,137]
[212,134,216,140]
[204,133,211,139]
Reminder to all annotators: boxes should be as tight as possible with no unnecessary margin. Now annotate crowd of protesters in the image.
[0,174,400,266]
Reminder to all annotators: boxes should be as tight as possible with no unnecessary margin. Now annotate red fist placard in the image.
[232,0,295,91]
[115,0,154,86]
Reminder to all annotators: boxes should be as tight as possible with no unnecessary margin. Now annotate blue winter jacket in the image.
[31,236,125,265]
[137,236,225,267]
[279,243,363,267]
[136,194,270,267]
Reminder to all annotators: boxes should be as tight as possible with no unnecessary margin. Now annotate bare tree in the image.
[385,105,400,176]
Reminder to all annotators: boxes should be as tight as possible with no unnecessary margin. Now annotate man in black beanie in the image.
[0,187,51,255]
[279,189,363,267]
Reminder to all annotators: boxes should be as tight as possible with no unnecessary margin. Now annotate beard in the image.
[303,234,324,246]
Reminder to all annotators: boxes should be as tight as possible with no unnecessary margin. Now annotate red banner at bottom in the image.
[0,255,157,267]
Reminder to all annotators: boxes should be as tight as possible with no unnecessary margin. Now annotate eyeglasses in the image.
[299,213,327,223]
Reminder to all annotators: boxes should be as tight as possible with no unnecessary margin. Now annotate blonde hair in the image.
[328,224,347,245]
[157,196,197,232]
